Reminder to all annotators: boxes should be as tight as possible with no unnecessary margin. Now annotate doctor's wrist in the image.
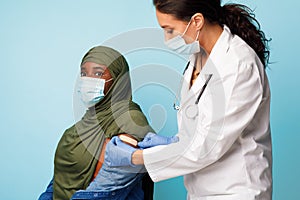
[132,149,144,165]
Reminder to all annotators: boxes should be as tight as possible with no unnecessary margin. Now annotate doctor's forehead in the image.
[156,10,180,28]
[81,62,107,71]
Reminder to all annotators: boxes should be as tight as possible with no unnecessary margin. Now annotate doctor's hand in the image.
[138,132,179,149]
[104,136,138,167]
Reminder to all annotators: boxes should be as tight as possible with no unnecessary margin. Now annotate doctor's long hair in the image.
[153,0,270,68]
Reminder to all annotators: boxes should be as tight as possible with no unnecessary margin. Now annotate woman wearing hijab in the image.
[38,46,165,200]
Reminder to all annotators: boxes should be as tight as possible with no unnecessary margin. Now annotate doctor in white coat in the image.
[103,0,272,199]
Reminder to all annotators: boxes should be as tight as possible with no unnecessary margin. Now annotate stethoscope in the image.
[173,62,213,118]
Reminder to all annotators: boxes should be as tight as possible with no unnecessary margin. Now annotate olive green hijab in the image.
[53,46,154,200]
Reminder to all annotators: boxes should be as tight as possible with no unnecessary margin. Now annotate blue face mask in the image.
[165,19,200,55]
[77,77,112,108]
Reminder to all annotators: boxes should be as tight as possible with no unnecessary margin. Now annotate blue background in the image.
[0,0,299,199]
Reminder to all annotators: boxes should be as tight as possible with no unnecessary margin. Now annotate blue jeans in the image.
[71,162,145,199]
[71,178,143,200]
[38,163,145,200]
[38,179,53,200]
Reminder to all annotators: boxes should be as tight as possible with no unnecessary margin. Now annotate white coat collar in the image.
[180,25,233,106]
[208,25,232,70]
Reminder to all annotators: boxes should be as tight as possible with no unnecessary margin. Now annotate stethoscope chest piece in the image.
[185,104,199,119]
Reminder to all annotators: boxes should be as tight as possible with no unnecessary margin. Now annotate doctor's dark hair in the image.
[153,0,270,68]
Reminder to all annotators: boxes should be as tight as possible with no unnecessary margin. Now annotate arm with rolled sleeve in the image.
[143,61,264,182]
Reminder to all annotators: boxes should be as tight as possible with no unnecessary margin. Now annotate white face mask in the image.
[165,19,200,55]
[77,77,112,108]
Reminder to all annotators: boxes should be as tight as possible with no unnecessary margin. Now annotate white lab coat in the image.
[143,26,272,200]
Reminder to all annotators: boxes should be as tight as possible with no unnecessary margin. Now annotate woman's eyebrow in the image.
[93,66,105,71]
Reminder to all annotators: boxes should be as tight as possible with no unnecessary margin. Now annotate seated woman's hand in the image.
[138,132,179,149]
[104,136,138,167]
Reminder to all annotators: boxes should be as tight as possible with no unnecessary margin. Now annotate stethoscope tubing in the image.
[173,62,212,110]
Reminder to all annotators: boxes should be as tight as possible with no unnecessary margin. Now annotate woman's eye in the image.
[95,72,103,77]
[80,72,86,77]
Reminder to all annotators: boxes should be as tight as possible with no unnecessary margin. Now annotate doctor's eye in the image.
[165,28,174,35]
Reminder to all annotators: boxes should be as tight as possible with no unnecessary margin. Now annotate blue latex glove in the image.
[138,132,179,149]
[104,136,138,167]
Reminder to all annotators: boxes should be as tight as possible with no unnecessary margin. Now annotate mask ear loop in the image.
[195,30,200,41]
[182,14,201,41]
[182,20,193,36]
[104,78,113,83]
